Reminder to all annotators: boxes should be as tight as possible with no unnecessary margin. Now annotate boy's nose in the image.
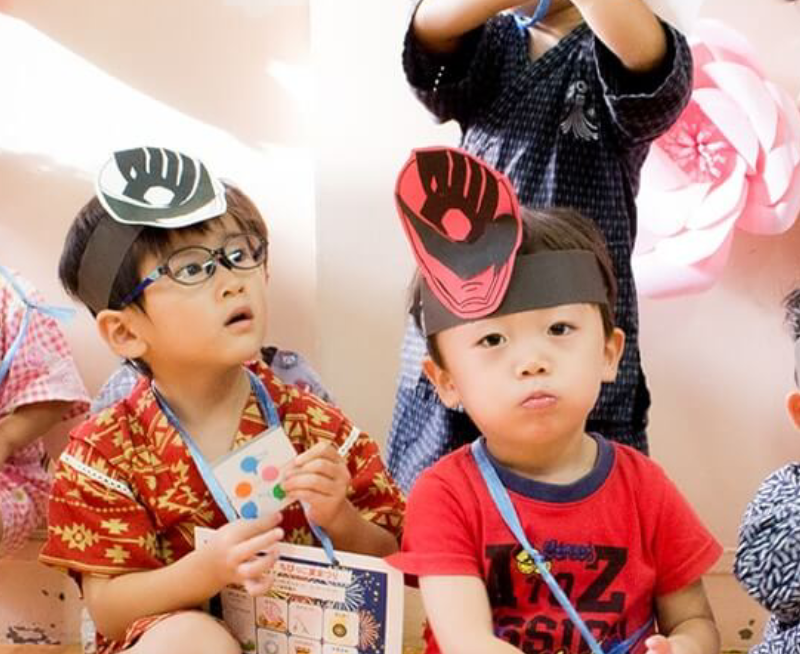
[515,349,550,377]
[216,262,246,296]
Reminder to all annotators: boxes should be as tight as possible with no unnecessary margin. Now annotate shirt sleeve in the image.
[340,419,406,543]
[39,418,164,578]
[734,464,800,624]
[593,20,693,147]
[650,465,722,596]
[402,11,517,127]
[386,463,481,578]
[0,282,89,417]
[90,365,140,415]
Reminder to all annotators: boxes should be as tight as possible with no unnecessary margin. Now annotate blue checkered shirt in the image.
[90,347,334,414]
[386,15,693,493]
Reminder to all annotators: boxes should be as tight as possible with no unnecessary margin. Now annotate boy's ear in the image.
[601,327,626,383]
[786,390,800,430]
[422,358,461,409]
[95,309,148,361]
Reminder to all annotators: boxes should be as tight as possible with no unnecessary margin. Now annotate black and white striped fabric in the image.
[735,463,800,653]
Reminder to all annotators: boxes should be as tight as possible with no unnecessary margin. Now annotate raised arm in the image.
[412,0,518,53]
[573,0,668,72]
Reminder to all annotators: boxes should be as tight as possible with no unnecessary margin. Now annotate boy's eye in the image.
[174,260,212,282]
[226,247,248,265]
[548,322,574,336]
[477,333,506,348]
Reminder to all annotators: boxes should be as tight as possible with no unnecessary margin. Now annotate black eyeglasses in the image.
[120,232,267,307]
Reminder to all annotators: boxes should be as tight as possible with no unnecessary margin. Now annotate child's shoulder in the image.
[69,374,152,451]
[600,439,679,502]
[250,359,352,440]
[411,444,480,495]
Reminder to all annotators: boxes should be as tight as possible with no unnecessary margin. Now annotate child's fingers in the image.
[291,442,340,467]
[283,473,341,498]
[241,552,279,596]
[221,512,282,543]
[284,458,346,485]
[231,527,285,562]
[644,635,671,654]
[238,548,280,581]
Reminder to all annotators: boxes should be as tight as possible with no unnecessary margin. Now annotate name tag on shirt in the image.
[213,424,298,519]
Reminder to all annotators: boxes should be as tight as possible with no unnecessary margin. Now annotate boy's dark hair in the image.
[59,182,267,375]
[784,288,800,341]
[410,207,618,367]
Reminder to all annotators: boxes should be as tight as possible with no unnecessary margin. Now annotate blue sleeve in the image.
[402,12,518,127]
[593,20,693,146]
[90,364,140,414]
[734,464,800,625]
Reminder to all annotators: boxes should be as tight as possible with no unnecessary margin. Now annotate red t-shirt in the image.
[388,436,721,654]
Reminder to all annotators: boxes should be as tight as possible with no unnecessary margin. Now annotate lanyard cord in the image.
[154,367,339,564]
[513,0,552,29]
[471,439,655,654]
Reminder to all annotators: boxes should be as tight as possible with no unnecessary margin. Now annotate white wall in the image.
[0,0,317,395]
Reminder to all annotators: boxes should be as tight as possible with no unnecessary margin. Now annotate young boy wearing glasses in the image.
[39,148,405,654]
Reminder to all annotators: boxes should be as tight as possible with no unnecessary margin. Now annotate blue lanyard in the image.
[513,0,552,29]
[471,439,653,654]
[0,265,75,389]
[154,367,339,564]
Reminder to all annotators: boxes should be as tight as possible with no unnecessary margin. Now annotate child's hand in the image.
[281,442,351,531]
[645,634,692,654]
[645,635,672,654]
[199,512,284,596]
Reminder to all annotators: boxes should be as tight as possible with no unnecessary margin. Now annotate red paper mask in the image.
[395,147,522,320]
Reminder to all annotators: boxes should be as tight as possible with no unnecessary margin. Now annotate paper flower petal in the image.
[693,88,758,171]
[705,62,778,151]
[687,156,747,229]
[634,19,800,298]
[633,230,734,298]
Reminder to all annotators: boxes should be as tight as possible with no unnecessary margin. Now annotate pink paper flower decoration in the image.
[634,19,800,298]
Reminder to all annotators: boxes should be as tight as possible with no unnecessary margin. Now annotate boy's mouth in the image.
[521,391,557,410]
[225,307,254,326]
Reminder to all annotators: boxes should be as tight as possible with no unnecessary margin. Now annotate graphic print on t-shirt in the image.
[485,540,653,654]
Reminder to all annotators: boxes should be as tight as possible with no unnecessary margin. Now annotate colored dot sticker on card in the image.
[241,501,258,519]
[240,456,259,474]
[272,484,286,500]
[235,481,252,498]
[261,466,279,482]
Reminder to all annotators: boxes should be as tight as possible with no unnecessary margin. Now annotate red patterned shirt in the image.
[40,360,404,653]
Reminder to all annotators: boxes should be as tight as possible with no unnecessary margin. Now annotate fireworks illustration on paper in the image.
[359,610,380,650]
[334,575,365,612]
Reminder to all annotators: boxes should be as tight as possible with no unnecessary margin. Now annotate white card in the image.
[213,425,298,519]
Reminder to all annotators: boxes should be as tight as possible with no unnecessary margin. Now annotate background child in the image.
[733,288,800,653]
[388,147,720,654]
[0,265,89,557]
[39,147,404,654]
[388,0,694,492]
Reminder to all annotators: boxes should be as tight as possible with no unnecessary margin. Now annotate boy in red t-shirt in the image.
[387,147,720,654]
